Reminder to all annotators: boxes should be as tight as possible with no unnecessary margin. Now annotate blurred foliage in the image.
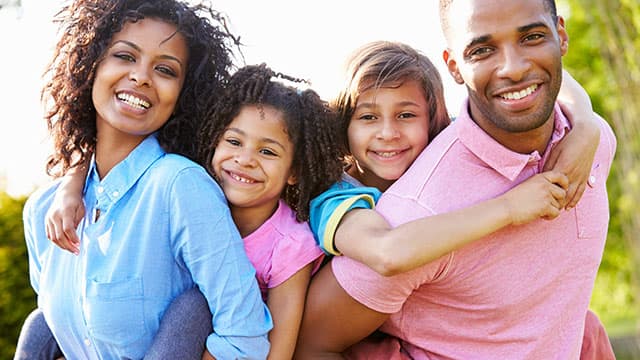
[0,191,34,359]
[560,0,640,338]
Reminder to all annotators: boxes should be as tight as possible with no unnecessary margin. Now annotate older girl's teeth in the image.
[231,173,254,183]
[501,84,537,100]
[117,93,150,109]
[377,151,399,158]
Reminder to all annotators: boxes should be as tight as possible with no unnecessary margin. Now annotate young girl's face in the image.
[212,105,296,215]
[92,18,188,145]
[347,79,430,191]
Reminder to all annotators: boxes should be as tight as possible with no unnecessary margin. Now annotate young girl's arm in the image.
[265,263,313,360]
[45,162,88,255]
[546,69,600,209]
[333,170,568,276]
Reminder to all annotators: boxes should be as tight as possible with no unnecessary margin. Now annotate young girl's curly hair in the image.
[42,0,240,177]
[198,63,343,222]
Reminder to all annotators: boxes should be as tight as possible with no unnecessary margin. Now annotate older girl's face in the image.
[92,18,188,147]
[347,80,430,191]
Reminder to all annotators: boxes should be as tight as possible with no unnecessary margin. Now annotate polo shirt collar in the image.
[456,99,571,181]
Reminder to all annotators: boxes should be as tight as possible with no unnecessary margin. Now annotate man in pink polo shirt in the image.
[296,0,617,359]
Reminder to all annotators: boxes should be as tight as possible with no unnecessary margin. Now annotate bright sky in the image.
[0,0,466,197]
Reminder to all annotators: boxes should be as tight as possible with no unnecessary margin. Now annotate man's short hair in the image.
[439,0,558,40]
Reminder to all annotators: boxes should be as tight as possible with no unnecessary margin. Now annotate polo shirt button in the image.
[112,191,119,197]
[97,186,104,194]
[588,175,596,187]
[85,338,91,346]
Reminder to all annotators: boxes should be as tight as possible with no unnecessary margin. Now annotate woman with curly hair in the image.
[15,1,272,359]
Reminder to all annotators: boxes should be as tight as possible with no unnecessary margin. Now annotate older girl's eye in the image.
[398,112,416,119]
[357,114,377,121]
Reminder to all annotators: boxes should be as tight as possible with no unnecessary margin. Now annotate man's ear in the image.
[556,16,569,56]
[443,49,464,85]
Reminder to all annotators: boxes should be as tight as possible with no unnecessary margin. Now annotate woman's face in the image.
[347,80,430,191]
[92,18,188,146]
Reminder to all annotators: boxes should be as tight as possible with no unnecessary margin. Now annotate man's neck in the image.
[468,103,556,155]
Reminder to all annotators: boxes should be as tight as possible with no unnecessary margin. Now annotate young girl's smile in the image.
[213,105,296,217]
[347,80,431,191]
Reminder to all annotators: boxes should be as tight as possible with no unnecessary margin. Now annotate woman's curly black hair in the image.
[198,63,344,222]
[42,0,241,177]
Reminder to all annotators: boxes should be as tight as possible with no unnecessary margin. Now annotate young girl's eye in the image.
[226,138,241,146]
[259,148,277,157]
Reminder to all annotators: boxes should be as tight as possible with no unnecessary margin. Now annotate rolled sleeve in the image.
[170,168,272,359]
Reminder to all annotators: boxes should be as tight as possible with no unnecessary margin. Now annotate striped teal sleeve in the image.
[309,181,382,256]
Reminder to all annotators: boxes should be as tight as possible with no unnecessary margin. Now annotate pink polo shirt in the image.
[244,199,324,301]
[333,101,617,359]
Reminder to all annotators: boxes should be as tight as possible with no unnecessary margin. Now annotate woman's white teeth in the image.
[117,93,150,109]
[501,84,538,100]
[231,173,254,183]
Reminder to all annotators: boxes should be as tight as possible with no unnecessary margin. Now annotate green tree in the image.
[0,191,34,359]
[561,0,640,337]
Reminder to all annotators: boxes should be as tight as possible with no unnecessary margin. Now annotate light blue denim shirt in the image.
[23,134,272,359]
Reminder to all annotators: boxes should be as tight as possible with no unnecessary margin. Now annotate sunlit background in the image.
[0,0,466,197]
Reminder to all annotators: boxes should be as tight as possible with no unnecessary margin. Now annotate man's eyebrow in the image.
[517,21,550,33]
[465,35,491,51]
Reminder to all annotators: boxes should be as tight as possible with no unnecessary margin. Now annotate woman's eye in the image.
[114,53,135,62]
[156,65,177,77]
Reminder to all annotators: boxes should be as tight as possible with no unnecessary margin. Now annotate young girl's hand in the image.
[45,187,84,255]
[502,171,568,225]
[545,69,600,210]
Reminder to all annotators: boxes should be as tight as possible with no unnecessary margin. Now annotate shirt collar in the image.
[85,133,166,201]
[456,99,571,181]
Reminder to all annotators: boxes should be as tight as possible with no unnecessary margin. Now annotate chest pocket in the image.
[84,277,148,353]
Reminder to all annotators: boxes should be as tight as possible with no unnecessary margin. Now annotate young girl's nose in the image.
[234,150,256,166]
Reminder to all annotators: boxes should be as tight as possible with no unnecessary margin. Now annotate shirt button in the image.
[588,175,596,187]
[97,186,104,194]
[84,338,91,346]
[112,191,119,197]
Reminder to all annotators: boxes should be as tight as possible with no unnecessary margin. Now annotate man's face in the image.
[442,0,568,141]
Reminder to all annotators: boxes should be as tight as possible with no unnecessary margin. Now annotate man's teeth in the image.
[376,151,400,158]
[117,93,150,109]
[500,84,538,100]
[230,173,254,183]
